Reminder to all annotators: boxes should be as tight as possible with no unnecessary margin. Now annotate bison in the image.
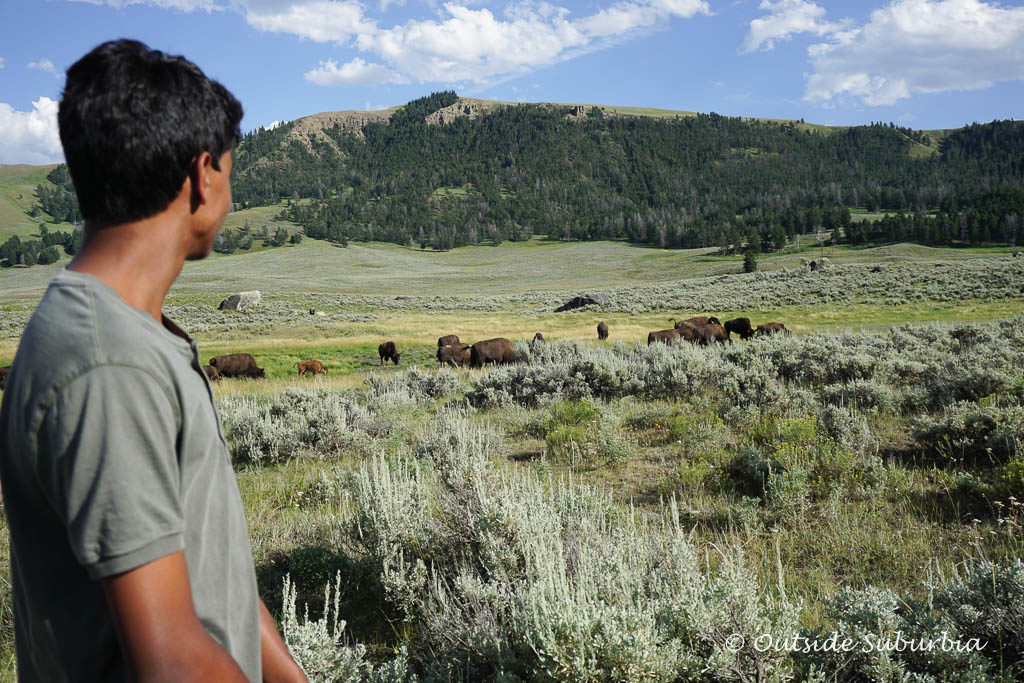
[294,360,328,377]
[0,365,10,391]
[648,329,681,345]
[437,335,460,348]
[209,353,266,379]
[437,343,472,368]
[378,341,401,365]
[756,322,790,337]
[597,321,609,340]
[470,338,516,368]
[674,315,721,330]
[202,365,221,382]
[701,322,730,345]
[533,332,545,342]
[724,317,755,341]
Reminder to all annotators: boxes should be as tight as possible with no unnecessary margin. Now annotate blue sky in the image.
[1,0,1022,164]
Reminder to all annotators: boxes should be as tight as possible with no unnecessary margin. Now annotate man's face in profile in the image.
[188,149,233,261]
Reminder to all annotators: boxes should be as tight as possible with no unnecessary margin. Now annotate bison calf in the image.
[202,365,221,382]
[597,321,609,340]
[294,360,328,377]
[379,341,401,365]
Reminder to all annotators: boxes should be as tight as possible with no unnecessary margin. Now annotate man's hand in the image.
[102,551,248,682]
[258,598,309,683]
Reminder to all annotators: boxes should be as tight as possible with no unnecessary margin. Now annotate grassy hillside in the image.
[0,164,69,241]
[1,235,1011,304]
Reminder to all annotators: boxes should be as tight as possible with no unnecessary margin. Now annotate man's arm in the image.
[102,550,248,682]
[258,597,309,682]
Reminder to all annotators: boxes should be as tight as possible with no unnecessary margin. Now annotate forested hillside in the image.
[41,93,1024,252]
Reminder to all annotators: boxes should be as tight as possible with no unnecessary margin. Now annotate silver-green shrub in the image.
[218,388,372,464]
[281,572,415,682]
[912,402,1024,465]
[306,414,802,681]
[365,367,461,402]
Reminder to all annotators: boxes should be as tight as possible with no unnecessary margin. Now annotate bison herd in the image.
[647,316,789,347]
[0,316,791,391]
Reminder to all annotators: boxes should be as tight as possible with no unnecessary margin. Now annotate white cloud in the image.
[351,0,709,84]
[305,57,408,84]
[66,0,710,85]
[0,57,6,69]
[0,97,63,165]
[243,0,377,42]
[28,58,59,75]
[804,0,1024,106]
[741,0,845,54]
[364,101,391,110]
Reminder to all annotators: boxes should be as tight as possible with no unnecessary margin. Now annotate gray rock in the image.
[218,290,262,311]
[555,292,609,312]
[809,257,834,272]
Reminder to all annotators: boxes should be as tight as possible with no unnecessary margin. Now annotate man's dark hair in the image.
[59,39,243,226]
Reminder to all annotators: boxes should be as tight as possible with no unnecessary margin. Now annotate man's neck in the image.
[68,215,188,322]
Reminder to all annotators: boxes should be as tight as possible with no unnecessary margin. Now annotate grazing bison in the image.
[701,322,730,345]
[437,335,460,348]
[294,360,328,377]
[0,365,10,391]
[209,353,266,379]
[201,365,221,382]
[756,322,790,337]
[378,341,401,365]
[437,343,472,368]
[597,321,609,340]
[675,316,721,330]
[470,338,516,368]
[724,317,755,341]
[674,323,715,346]
[648,329,681,345]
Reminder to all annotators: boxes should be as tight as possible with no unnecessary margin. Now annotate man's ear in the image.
[188,151,215,214]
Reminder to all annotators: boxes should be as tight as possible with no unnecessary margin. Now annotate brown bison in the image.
[724,317,755,340]
[533,332,545,342]
[756,322,790,337]
[674,323,703,344]
[675,315,721,330]
[597,321,609,340]
[209,353,266,379]
[701,323,729,345]
[470,338,516,368]
[378,341,401,365]
[0,365,10,391]
[202,365,221,382]
[294,360,328,377]
[648,329,681,345]
[437,343,472,368]
[437,335,460,348]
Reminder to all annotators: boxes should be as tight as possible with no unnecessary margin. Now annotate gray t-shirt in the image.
[0,268,261,681]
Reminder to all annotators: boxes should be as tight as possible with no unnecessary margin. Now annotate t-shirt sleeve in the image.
[36,364,185,579]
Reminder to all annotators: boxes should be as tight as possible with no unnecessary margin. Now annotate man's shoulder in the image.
[9,270,187,421]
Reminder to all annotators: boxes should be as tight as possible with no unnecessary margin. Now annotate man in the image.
[0,40,307,682]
